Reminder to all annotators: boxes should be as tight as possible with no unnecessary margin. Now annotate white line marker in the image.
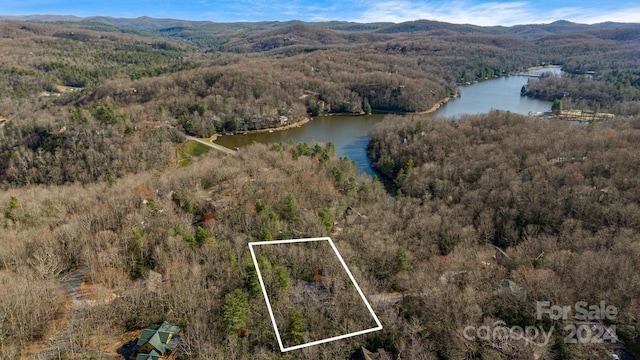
[248,237,383,352]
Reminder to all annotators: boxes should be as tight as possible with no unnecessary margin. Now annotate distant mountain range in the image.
[1,14,637,34]
[0,15,392,32]
[1,15,638,50]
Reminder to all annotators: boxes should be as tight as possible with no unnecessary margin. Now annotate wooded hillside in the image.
[3,114,640,359]
[368,111,640,358]
[0,16,639,359]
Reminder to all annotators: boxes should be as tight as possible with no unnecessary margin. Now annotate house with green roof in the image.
[130,321,181,360]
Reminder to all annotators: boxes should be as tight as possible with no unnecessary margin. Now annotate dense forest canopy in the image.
[0,16,639,359]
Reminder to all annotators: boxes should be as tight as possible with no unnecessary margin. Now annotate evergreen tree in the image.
[285,308,306,345]
[364,100,372,115]
[318,209,333,234]
[281,193,300,223]
[396,247,409,272]
[195,226,212,246]
[261,227,273,241]
[309,101,323,116]
[552,99,563,115]
[5,196,19,222]
[275,266,290,291]
[244,265,262,297]
[221,289,249,335]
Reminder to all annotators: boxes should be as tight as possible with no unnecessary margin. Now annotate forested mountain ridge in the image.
[2,15,638,48]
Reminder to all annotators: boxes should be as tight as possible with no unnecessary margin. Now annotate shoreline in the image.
[367,96,454,116]
[215,96,453,140]
[525,64,562,71]
[416,97,453,115]
[215,117,311,139]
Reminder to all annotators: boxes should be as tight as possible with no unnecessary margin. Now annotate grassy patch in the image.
[183,140,212,157]
[177,140,211,167]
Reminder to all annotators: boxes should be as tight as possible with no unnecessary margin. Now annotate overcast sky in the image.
[3,0,640,26]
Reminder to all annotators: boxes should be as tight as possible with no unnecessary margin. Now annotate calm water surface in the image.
[435,67,561,118]
[215,68,562,175]
[215,114,387,175]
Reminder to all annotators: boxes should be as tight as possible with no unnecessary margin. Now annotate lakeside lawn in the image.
[177,140,211,167]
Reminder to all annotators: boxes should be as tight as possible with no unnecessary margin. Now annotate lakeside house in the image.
[130,322,181,360]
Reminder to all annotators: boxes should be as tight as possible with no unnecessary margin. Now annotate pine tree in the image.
[221,289,249,335]
[364,100,372,115]
[244,265,262,297]
[261,227,273,241]
[396,247,409,272]
[275,266,290,291]
[552,99,563,115]
[285,308,306,345]
[5,196,19,222]
[281,193,300,223]
[194,226,212,245]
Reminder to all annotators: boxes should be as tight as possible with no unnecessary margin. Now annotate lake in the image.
[215,67,562,175]
[215,114,387,175]
[435,67,561,117]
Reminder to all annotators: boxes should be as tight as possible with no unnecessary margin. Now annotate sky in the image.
[3,0,640,26]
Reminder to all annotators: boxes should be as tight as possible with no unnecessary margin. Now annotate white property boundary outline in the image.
[248,237,383,352]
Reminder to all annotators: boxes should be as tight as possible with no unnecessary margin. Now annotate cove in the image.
[214,67,562,175]
[435,67,561,118]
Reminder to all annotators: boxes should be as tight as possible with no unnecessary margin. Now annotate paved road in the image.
[184,135,236,155]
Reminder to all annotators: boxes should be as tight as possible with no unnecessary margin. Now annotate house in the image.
[130,322,181,360]
[343,206,368,226]
[351,346,392,360]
